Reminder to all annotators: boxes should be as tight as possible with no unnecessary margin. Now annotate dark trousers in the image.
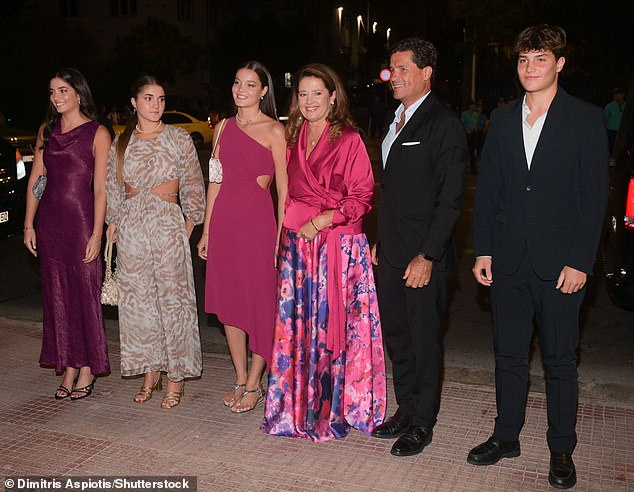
[491,246,584,453]
[377,249,448,428]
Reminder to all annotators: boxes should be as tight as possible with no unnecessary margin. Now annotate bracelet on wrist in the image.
[24,226,34,231]
[310,218,320,232]
[90,233,102,239]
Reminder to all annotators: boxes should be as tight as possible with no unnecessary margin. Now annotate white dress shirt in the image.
[381,91,431,167]
[522,96,548,169]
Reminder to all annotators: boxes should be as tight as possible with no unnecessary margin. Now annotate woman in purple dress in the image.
[262,64,386,442]
[198,61,287,413]
[24,68,111,400]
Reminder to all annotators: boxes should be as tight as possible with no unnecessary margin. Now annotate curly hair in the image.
[285,63,356,147]
[513,24,567,59]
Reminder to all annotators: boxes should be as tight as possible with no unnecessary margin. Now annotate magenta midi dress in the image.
[37,120,110,375]
[205,118,277,366]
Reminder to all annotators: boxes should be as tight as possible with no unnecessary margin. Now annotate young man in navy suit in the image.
[371,37,467,456]
[469,25,608,489]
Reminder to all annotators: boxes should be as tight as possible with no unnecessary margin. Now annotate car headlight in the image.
[16,150,26,180]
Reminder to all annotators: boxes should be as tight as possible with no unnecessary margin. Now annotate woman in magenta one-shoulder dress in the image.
[198,61,287,413]
[24,68,111,400]
[261,64,386,442]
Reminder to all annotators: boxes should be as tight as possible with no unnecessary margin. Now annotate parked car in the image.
[0,127,36,164]
[0,136,30,238]
[113,110,213,148]
[601,76,634,310]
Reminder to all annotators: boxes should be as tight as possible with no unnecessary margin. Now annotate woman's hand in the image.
[197,233,208,260]
[106,223,117,243]
[23,228,37,257]
[83,235,101,263]
[297,220,320,242]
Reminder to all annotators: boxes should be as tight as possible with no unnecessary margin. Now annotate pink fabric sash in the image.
[324,222,362,360]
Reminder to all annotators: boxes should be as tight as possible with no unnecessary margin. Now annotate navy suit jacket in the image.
[473,88,609,279]
[378,93,468,270]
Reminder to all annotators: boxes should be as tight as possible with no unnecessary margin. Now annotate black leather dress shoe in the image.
[390,426,432,456]
[467,437,520,465]
[549,452,576,489]
[371,412,411,439]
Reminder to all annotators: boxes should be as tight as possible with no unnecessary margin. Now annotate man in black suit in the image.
[370,37,468,456]
[468,25,608,489]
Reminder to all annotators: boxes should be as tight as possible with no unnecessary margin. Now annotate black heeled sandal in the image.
[71,377,96,400]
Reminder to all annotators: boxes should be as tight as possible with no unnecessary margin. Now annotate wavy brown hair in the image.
[285,63,356,147]
[115,75,164,184]
[41,67,98,148]
[513,24,567,60]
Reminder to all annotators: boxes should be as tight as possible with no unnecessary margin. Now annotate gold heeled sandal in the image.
[223,383,246,407]
[231,386,265,414]
[160,381,184,409]
[134,375,162,403]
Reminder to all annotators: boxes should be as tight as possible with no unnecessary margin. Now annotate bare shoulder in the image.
[95,124,111,142]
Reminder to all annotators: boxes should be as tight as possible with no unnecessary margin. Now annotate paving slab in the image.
[1,319,632,491]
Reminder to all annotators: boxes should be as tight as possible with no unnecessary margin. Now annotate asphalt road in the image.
[1,139,632,408]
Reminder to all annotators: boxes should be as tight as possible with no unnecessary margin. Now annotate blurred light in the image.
[372,22,377,34]
[387,28,391,40]
[379,69,391,82]
[285,72,292,89]
[16,150,26,180]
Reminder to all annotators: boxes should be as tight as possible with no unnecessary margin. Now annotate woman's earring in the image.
[261,96,264,100]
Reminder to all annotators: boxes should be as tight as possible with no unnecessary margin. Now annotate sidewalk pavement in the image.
[1,317,632,492]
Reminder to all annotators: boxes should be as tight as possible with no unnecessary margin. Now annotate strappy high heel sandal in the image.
[55,372,79,400]
[160,381,184,409]
[134,374,163,403]
[231,386,265,414]
[71,377,97,401]
[223,383,246,407]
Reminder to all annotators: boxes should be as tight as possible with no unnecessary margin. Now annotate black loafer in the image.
[390,426,432,456]
[372,411,411,439]
[467,437,520,465]
[549,452,576,489]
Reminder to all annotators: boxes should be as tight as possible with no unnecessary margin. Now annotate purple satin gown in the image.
[37,120,110,375]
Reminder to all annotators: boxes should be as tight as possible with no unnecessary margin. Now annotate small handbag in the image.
[32,175,47,200]
[208,118,227,183]
[101,239,119,306]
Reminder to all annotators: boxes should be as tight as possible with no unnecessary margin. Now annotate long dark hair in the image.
[42,67,97,146]
[115,75,165,184]
[285,63,356,146]
[236,60,277,120]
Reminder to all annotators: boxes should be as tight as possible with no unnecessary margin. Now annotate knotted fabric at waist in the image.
[324,221,363,360]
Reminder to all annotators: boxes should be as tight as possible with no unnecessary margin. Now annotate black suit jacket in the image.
[377,93,468,270]
[473,88,609,279]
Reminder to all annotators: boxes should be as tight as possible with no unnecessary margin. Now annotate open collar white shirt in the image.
[522,96,548,169]
[381,91,431,168]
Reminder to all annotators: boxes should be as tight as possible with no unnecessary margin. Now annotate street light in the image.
[357,15,363,38]
[337,7,343,34]
[387,27,391,47]
[372,21,377,34]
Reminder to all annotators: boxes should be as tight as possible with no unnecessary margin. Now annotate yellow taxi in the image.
[113,110,213,148]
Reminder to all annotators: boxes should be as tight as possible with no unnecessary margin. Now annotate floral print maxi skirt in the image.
[262,228,386,442]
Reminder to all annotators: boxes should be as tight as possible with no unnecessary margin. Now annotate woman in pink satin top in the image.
[262,63,386,442]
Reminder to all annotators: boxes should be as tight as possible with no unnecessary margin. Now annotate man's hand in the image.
[371,243,378,266]
[403,254,433,288]
[473,257,493,286]
[556,266,586,294]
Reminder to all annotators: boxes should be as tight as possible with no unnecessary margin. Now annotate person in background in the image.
[24,67,111,400]
[461,100,479,174]
[198,61,287,414]
[262,63,386,441]
[604,87,625,155]
[106,75,206,409]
